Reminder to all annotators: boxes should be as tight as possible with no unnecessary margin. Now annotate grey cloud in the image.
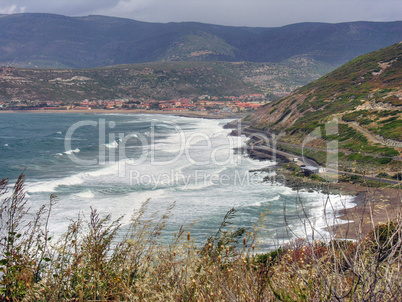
[0,0,120,16]
[89,0,402,27]
[0,0,400,27]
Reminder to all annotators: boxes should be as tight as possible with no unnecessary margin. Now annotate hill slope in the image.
[0,59,333,102]
[247,43,402,172]
[0,13,401,68]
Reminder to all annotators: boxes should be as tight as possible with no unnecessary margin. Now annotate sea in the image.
[0,112,354,250]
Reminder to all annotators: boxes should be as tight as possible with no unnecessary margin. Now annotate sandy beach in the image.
[330,183,402,240]
[274,170,401,240]
[0,109,244,120]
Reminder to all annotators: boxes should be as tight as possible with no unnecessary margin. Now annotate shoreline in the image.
[329,185,401,240]
[253,158,401,241]
[235,125,402,241]
[0,109,245,120]
[4,110,401,241]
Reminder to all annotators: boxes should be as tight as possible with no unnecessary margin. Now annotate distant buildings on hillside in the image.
[1,94,268,113]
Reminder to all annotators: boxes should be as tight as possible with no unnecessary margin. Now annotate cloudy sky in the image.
[0,0,401,27]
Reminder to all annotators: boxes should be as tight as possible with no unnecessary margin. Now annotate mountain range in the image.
[0,13,401,69]
[0,59,334,101]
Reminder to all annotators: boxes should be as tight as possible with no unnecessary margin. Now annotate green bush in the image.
[359,118,373,125]
[254,247,283,267]
[393,173,402,181]
[310,174,325,181]
[367,220,401,261]
[375,157,393,165]
[346,153,362,161]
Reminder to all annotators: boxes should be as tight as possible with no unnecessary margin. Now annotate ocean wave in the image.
[155,123,177,130]
[249,194,282,207]
[180,178,215,191]
[286,192,356,241]
[25,158,132,194]
[105,141,118,148]
[74,189,95,199]
[27,174,85,193]
[64,148,80,155]
[268,194,281,202]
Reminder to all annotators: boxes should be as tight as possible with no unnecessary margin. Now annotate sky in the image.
[0,0,401,27]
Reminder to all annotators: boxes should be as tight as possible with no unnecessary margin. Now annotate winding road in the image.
[238,127,401,185]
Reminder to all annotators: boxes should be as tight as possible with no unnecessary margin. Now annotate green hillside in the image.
[0,14,401,68]
[248,43,402,173]
[0,59,333,102]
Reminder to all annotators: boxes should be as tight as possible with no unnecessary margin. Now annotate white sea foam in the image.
[250,200,264,207]
[26,158,129,194]
[249,194,281,207]
[21,114,359,248]
[99,189,167,226]
[64,148,80,155]
[268,194,281,202]
[181,176,215,191]
[27,174,85,193]
[105,140,119,148]
[286,192,356,241]
[74,190,95,199]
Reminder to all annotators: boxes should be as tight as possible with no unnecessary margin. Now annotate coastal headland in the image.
[227,120,402,240]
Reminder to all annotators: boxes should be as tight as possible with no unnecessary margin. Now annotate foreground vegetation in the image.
[1,175,401,301]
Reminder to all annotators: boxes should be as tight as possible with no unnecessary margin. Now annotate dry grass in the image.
[1,174,401,301]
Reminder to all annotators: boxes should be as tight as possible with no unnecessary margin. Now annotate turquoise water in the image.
[0,113,353,249]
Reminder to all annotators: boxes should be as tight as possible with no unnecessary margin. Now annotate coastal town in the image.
[0,93,268,114]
